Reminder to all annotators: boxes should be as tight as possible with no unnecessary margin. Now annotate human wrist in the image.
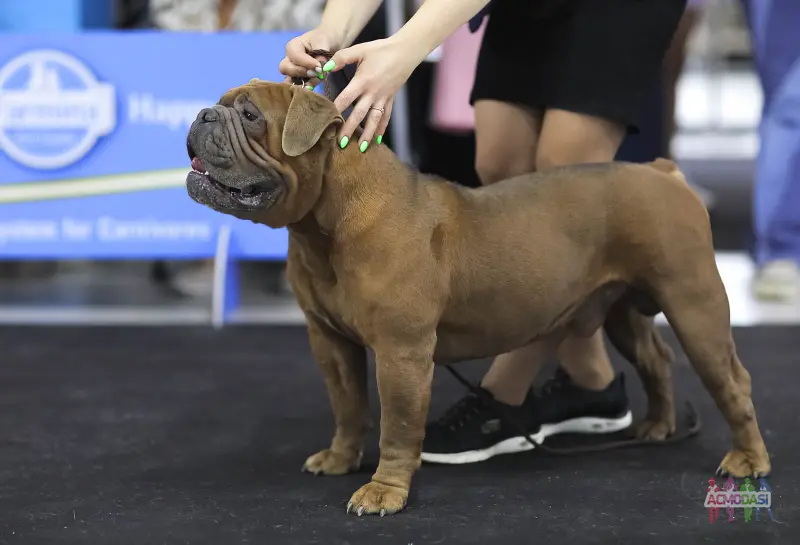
[315,22,347,52]
[318,0,384,50]
[391,0,491,63]
[387,31,434,68]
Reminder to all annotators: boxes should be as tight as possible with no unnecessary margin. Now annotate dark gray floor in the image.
[0,326,795,545]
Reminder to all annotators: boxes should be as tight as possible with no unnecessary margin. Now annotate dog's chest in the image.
[302,277,364,343]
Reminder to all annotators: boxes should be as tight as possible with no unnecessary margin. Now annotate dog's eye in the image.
[243,110,258,122]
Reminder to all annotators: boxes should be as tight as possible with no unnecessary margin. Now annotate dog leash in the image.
[291,49,702,454]
[444,364,701,455]
[290,49,352,103]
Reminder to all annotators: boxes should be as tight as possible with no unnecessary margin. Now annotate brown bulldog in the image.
[185,80,771,516]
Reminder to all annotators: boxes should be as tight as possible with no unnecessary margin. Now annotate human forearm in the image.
[319,0,386,50]
[391,0,491,64]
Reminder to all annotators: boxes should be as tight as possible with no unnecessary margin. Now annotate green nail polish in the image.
[376,135,383,145]
[319,71,325,80]
[305,85,314,91]
[340,136,349,149]
[322,59,336,72]
[360,141,369,153]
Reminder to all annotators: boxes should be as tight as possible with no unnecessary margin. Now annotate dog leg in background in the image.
[302,319,369,476]
[347,331,436,516]
[604,297,676,440]
[656,268,771,477]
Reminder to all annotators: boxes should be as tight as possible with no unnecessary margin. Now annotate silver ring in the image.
[369,106,385,114]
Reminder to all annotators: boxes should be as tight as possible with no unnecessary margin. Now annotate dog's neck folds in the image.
[310,143,417,240]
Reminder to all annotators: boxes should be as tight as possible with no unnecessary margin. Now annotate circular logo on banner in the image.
[0,49,116,170]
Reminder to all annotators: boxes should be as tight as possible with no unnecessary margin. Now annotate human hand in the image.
[279,28,342,90]
[321,36,423,151]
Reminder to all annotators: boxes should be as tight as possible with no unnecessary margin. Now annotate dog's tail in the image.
[649,157,688,185]
[649,157,710,221]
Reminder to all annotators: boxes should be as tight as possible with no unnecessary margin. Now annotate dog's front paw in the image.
[302,448,361,476]
[716,449,771,478]
[632,418,675,441]
[346,481,408,517]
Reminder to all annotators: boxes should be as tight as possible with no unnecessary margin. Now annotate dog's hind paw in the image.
[302,448,361,476]
[716,449,771,478]
[631,418,676,441]
[347,481,408,517]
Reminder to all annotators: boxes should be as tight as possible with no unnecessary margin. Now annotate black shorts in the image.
[470,0,688,132]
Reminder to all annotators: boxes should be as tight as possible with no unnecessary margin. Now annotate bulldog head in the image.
[185,81,343,228]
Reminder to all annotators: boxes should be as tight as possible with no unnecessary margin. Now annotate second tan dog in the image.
[185,81,771,517]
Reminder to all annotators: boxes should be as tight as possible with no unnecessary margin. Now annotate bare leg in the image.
[473,100,547,404]
[557,333,615,391]
[661,7,701,159]
[538,110,625,392]
[480,337,561,402]
[474,105,625,405]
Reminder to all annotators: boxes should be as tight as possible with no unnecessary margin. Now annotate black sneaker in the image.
[420,369,632,464]
[421,387,541,464]
[532,368,632,438]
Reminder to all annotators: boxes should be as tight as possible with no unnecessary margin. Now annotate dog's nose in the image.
[197,108,218,123]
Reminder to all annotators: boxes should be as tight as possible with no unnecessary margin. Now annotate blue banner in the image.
[0,31,301,259]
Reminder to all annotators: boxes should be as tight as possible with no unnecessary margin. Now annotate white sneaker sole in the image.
[753,281,799,302]
[753,260,800,302]
[420,411,634,465]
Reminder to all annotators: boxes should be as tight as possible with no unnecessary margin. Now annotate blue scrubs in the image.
[743,0,800,266]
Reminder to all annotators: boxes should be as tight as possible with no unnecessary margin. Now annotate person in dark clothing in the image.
[280,0,686,464]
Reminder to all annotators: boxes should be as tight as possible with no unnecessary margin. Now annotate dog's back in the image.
[425,159,711,305]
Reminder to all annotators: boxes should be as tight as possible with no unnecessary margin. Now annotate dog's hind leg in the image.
[604,295,676,440]
[654,264,770,477]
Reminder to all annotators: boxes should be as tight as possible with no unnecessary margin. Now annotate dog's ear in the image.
[281,90,343,157]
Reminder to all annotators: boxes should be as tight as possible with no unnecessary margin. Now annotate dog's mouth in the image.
[188,156,277,209]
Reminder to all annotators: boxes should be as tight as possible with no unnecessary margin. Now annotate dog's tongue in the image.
[191,157,205,172]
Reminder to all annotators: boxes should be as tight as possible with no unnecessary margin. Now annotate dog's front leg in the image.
[347,332,436,517]
[302,318,369,476]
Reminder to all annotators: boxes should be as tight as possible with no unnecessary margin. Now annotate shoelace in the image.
[444,364,701,455]
[432,392,485,431]
[539,369,572,398]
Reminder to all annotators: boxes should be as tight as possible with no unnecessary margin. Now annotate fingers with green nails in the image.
[339,137,382,152]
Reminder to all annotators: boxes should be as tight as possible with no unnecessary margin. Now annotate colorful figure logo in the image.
[707,477,720,523]
[724,476,737,522]
[704,476,775,523]
[741,477,755,522]
[756,478,776,522]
